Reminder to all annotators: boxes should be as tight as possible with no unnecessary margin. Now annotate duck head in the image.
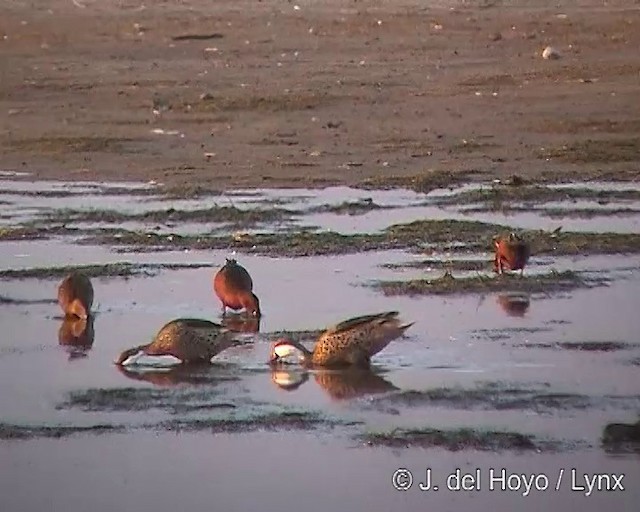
[268,339,308,365]
[67,298,90,320]
[115,346,144,366]
[241,292,261,318]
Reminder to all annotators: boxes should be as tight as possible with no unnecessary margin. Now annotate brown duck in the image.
[58,272,94,319]
[269,311,413,368]
[115,318,240,366]
[493,232,531,275]
[213,258,260,318]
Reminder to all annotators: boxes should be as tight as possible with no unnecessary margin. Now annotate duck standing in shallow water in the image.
[493,232,531,276]
[58,272,94,319]
[213,258,261,318]
[115,318,240,366]
[269,311,413,368]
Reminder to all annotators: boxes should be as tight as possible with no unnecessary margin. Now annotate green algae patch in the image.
[382,258,488,272]
[360,427,553,452]
[368,382,640,418]
[371,270,603,296]
[602,420,640,454]
[431,183,640,208]
[58,379,240,414]
[0,262,214,280]
[515,341,634,352]
[82,229,390,257]
[158,410,339,434]
[0,295,57,305]
[0,423,123,440]
[386,219,500,249]
[532,230,640,256]
[369,384,594,414]
[0,226,65,241]
[44,204,292,227]
[308,198,389,215]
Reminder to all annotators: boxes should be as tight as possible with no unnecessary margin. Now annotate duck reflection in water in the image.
[496,293,530,317]
[220,312,261,335]
[116,362,231,387]
[270,367,397,401]
[58,316,95,360]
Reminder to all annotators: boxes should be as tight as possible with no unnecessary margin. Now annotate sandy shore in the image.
[1,0,639,189]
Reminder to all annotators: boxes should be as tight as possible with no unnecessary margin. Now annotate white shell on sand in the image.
[542,46,561,60]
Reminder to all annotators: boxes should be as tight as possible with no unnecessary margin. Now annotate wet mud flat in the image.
[2,174,640,511]
[2,1,640,191]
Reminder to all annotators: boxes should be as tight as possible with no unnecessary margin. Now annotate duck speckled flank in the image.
[57,272,94,319]
[493,232,531,275]
[115,318,239,366]
[213,258,261,317]
[269,311,413,368]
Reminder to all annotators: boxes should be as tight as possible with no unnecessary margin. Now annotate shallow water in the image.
[2,432,639,512]
[1,178,639,511]
[2,179,640,234]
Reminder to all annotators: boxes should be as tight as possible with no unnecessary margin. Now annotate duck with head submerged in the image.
[115,318,240,367]
[269,311,413,368]
[58,271,94,319]
[213,258,261,318]
[493,232,531,276]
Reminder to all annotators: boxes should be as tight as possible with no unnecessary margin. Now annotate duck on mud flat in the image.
[268,311,413,368]
[493,232,531,276]
[115,318,241,367]
[57,272,94,319]
[213,258,261,318]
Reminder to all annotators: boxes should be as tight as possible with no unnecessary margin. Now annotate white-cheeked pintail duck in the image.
[269,311,413,368]
[115,318,240,367]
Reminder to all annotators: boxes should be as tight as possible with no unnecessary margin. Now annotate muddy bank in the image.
[2,1,640,190]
